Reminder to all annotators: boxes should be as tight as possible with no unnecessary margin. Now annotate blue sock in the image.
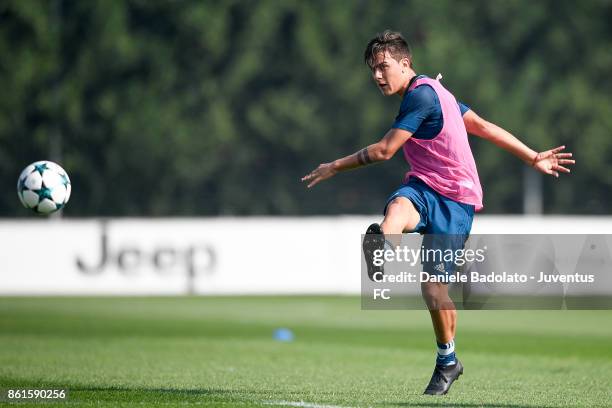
[436,339,456,366]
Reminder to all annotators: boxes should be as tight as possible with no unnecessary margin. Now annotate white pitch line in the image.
[264,400,358,408]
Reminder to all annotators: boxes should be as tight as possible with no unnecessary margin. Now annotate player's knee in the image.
[421,289,440,310]
[384,197,420,232]
[381,199,402,233]
[421,282,451,310]
[423,297,455,311]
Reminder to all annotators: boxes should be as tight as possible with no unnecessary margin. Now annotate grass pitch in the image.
[0,296,611,407]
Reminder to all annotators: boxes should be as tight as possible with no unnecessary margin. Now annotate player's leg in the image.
[422,281,463,396]
[363,193,424,280]
[421,281,456,343]
[381,196,421,234]
[420,195,473,395]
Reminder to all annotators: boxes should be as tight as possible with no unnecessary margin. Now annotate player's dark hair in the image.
[364,30,412,69]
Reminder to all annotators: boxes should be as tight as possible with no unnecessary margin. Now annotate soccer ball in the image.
[17,160,71,214]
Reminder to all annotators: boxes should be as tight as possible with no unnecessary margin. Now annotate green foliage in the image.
[1,0,611,215]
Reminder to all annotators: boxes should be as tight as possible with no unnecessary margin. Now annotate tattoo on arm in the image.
[357,148,373,166]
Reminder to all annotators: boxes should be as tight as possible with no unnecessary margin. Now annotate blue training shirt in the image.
[392,75,470,140]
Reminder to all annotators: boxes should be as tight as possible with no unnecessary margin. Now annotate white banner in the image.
[1,216,611,295]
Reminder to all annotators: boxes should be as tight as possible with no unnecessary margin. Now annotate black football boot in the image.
[362,223,385,281]
[423,359,464,395]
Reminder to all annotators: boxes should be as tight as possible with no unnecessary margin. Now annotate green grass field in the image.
[1,296,611,407]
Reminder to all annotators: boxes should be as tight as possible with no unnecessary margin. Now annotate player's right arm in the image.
[301,128,412,188]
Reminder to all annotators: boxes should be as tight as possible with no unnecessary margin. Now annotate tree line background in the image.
[1,0,611,216]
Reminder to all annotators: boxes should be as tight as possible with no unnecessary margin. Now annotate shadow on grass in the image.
[67,384,278,402]
[1,379,562,407]
[72,385,236,394]
[0,379,276,404]
[385,403,559,408]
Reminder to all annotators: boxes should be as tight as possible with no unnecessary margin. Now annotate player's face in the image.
[370,51,410,96]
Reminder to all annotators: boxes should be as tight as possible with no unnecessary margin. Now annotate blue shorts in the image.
[384,177,475,276]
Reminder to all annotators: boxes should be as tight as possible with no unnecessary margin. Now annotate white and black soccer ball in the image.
[17,160,71,214]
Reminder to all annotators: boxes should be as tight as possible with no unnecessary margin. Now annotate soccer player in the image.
[301,30,575,395]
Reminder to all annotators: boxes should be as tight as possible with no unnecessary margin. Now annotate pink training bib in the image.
[402,76,483,211]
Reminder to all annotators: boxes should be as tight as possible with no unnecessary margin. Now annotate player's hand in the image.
[531,145,575,178]
[301,162,338,188]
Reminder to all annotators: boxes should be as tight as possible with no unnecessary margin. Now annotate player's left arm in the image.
[301,128,412,188]
[463,110,576,178]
